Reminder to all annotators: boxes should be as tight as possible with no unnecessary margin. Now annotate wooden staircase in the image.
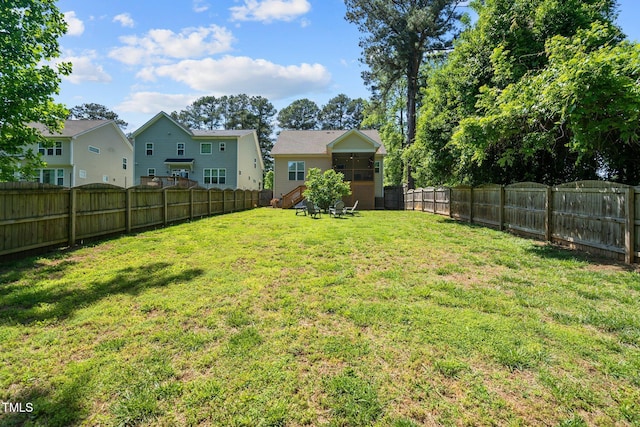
[281,185,306,209]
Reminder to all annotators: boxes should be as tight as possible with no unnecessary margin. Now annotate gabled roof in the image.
[31,120,114,138]
[132,111,256,138]
[272,129,386,156]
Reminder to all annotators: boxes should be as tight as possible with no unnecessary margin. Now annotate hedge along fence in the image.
[406,181,639,264]
[0,182,259,257]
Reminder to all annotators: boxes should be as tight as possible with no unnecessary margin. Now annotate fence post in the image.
[208,189,212,216]
[163,188,169,226]
[499,185,505,231]
[69,187,77,246]
[126,187,133,233]
[469,187,474,224]
[190,188,194,220]
[626,186,635,264]
[545,186,553,242]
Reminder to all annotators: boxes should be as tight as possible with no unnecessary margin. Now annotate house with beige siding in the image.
[272,129,386,210]
[28,120,133,187]
[131,112,264,190]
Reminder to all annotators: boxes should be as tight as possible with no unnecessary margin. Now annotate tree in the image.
[68,103,128,129]
[319,94,366,130]
[0,0,71,180]
[345,0,464,188]
[172,94,276,170]
[452,22,640,185]
[277,98,320,130]
[411,0,622,186]
[303,168,352,211]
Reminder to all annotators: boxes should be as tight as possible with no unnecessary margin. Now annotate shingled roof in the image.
[272,129,386,155]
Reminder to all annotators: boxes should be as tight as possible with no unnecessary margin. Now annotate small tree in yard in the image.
[303,168,352,211]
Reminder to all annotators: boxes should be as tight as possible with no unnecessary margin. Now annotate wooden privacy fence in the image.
[0,183,259,257]
[406,181,639,264]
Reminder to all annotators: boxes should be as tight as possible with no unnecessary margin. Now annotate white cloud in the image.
[144,55,331,99]
[54,50,111,84]
[193,0,210,13]
[63,11,85,36]
[116,92,197,114]
[109,25,235,65]
[230,0,311,23]
[113,13,135,28]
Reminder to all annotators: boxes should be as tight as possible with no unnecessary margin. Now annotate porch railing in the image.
[281,185,306,209]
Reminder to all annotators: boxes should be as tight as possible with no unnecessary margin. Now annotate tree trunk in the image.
[405,57,420,189]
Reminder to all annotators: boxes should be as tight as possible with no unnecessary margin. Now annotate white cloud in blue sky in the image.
[54,0,640,131]
[230,0,312,23]
[113,13,135,28]
[63,11,84,36]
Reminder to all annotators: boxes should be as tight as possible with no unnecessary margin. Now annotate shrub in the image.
[303,168,352,211]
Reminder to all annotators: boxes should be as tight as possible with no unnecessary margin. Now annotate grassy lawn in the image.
[1,208,639,426]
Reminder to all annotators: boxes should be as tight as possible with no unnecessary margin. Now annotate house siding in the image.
[273,156,331,199]
[25,122,132,187]
[133,114,263,190]
[73,124,133,187]
[236,132,264,190]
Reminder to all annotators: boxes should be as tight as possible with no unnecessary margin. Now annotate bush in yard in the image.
[303,168,351,211]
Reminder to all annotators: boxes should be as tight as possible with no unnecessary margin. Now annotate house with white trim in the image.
[272,129,386,210]
[131,112,264,190]
[28,120,133,187]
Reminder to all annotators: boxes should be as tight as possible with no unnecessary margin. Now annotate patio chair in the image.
[329,200,346,218]
[345,200,359,216]
[305,200,321,219]
[294,199,307,215]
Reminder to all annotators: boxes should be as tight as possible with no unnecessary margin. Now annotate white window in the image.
[374,161,381,174]
[122,158,128,170]
[219,142,226,152]
[103,175,109,183]
[39,169,64,186]
[79,170,87,179]
[38,142,62,156]
[177,143,185,156]
[146,143,153,156]
[201,143,212,155]
[203,168,226,185]
[88,145,100,154]
[254,158,257,169]
[148,168,156,176]
[288,161,305,181]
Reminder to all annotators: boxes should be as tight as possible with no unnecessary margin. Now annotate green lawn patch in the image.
[0,209,639,426]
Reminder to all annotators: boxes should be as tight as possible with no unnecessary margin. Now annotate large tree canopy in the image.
[0,0,71,180]
[171,94,276,169]
[345,0,464,188]
[276,98,320,130]
[68,103,128,129]
[408,0,632,186]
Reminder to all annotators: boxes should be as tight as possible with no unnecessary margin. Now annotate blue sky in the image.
[54,0,640,131]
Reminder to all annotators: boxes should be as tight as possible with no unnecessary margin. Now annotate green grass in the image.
[0,208,639,426]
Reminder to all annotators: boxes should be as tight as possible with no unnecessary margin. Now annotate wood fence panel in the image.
[472,185,502,228]
[450,186,471,221]
[130,187,164,229]
[192,189,209,218]
[224,190,235,213]
[504,183,547,238]
[552,181,628,255]
[0,184,69,255]
[435,187,450,216]
[166,189,191,223]
[210,189,224,214]
[235,190,244,211]
[75,184,126,240]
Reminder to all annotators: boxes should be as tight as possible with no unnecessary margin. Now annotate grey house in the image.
[131,112,264,190]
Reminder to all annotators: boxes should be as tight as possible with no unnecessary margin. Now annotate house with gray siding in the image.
[131,112,264,190]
